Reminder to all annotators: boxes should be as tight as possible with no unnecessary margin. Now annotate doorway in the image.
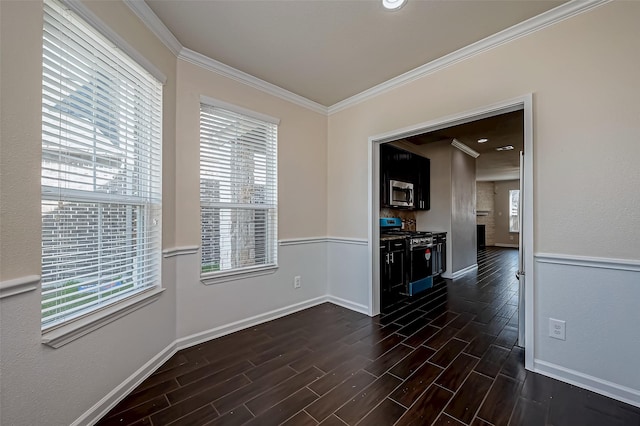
[367,95,534,369]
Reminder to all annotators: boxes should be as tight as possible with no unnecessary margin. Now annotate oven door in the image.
[408,244,434,296]
[409,244,432,282]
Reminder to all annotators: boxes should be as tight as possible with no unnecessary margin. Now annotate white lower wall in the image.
[0,259,177,426]
[533,253,640,407]
[326,238,369,314]
[176,240,328,340]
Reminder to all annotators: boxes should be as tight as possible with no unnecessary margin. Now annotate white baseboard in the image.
[533,359,640,408]
[442,263,479,279]
[175,296,328,350]
[73,341,177,426]
[495,243,519,248]
[326,296,370,316]
[73,293,372,424]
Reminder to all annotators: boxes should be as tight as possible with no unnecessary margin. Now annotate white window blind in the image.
[200,103,278,276]
[41,0,162,329]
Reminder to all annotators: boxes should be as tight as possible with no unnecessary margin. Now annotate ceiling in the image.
[405,110,524,181]
[144,0,565,107]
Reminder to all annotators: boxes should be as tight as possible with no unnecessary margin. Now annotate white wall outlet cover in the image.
[549,318,566,340]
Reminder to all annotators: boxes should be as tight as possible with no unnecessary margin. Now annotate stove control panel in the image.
[410,236,433,248]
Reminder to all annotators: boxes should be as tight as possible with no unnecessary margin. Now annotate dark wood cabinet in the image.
[380,238,406,309]
[380,144,430,210]
[415,155,430,210]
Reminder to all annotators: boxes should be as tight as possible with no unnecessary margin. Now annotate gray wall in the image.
[451,149,477,271]
[494,180,520,246]
[408,140,453,235]
[394,140,478,274]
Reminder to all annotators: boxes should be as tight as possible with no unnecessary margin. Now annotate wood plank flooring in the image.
[97,248,640,426]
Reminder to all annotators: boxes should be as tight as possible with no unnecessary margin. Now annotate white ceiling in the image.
[143,0,565,107]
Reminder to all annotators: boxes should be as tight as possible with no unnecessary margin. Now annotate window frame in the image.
[40,0,164,344]
[509,189,520,233]
[198,96,279,285]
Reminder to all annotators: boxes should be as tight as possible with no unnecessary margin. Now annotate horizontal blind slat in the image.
[41,0,162,329]
[199,102,278,275]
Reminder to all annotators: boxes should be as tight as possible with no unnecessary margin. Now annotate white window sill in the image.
[201,265,278,285]
[42,287,165,348]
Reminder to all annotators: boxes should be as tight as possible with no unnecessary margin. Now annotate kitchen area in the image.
[379,143,449,310]
[377,110,523,312]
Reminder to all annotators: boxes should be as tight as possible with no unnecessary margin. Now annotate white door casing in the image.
[518,150,526,347]
[367,94,534,370]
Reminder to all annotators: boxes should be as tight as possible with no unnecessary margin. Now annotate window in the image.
[509,189,520,233]
[199,99,278,279]
[41,0,162,330]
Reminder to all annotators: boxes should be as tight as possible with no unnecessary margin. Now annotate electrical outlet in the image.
[294,276,301,289]
[549,318,566,340]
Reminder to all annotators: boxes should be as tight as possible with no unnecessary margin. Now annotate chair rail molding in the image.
[162,245,200,258]
[0,275,40,299]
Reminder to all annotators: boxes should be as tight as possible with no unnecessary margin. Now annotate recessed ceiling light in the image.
[496,145,514,151]
[382,0,407,11]
[477,138,488,143]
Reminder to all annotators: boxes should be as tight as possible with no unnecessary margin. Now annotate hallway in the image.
[98,248,640,425]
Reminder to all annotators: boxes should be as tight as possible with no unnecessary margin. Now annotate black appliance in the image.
[380,218,434,299]
[389,179,414,208]
[430,232,447,276]
[380,144,430,211]
[406,233,434,295]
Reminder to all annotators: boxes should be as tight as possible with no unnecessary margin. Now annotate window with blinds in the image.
[200,101,278,277]
[41,0,162,329]
[509,189,520,233]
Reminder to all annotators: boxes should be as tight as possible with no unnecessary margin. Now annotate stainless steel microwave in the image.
[389,179,414,208]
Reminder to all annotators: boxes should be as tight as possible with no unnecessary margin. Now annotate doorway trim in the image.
[367,94,534,370]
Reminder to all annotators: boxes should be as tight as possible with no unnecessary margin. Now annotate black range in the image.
[380,218,447,309]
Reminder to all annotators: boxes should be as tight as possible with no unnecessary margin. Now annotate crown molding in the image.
[122,0,182,56]
[122,1,327,114]
[451,138,480,158]
[327,0,611,115]
[178,48,328,115]
[123,0,608,116]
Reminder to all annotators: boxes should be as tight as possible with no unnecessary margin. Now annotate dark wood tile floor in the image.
[97,248,640,426]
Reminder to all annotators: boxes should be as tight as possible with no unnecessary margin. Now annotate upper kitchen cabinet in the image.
[381,143,414,182]
[380,144,430,210]
[415,154,430,210]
